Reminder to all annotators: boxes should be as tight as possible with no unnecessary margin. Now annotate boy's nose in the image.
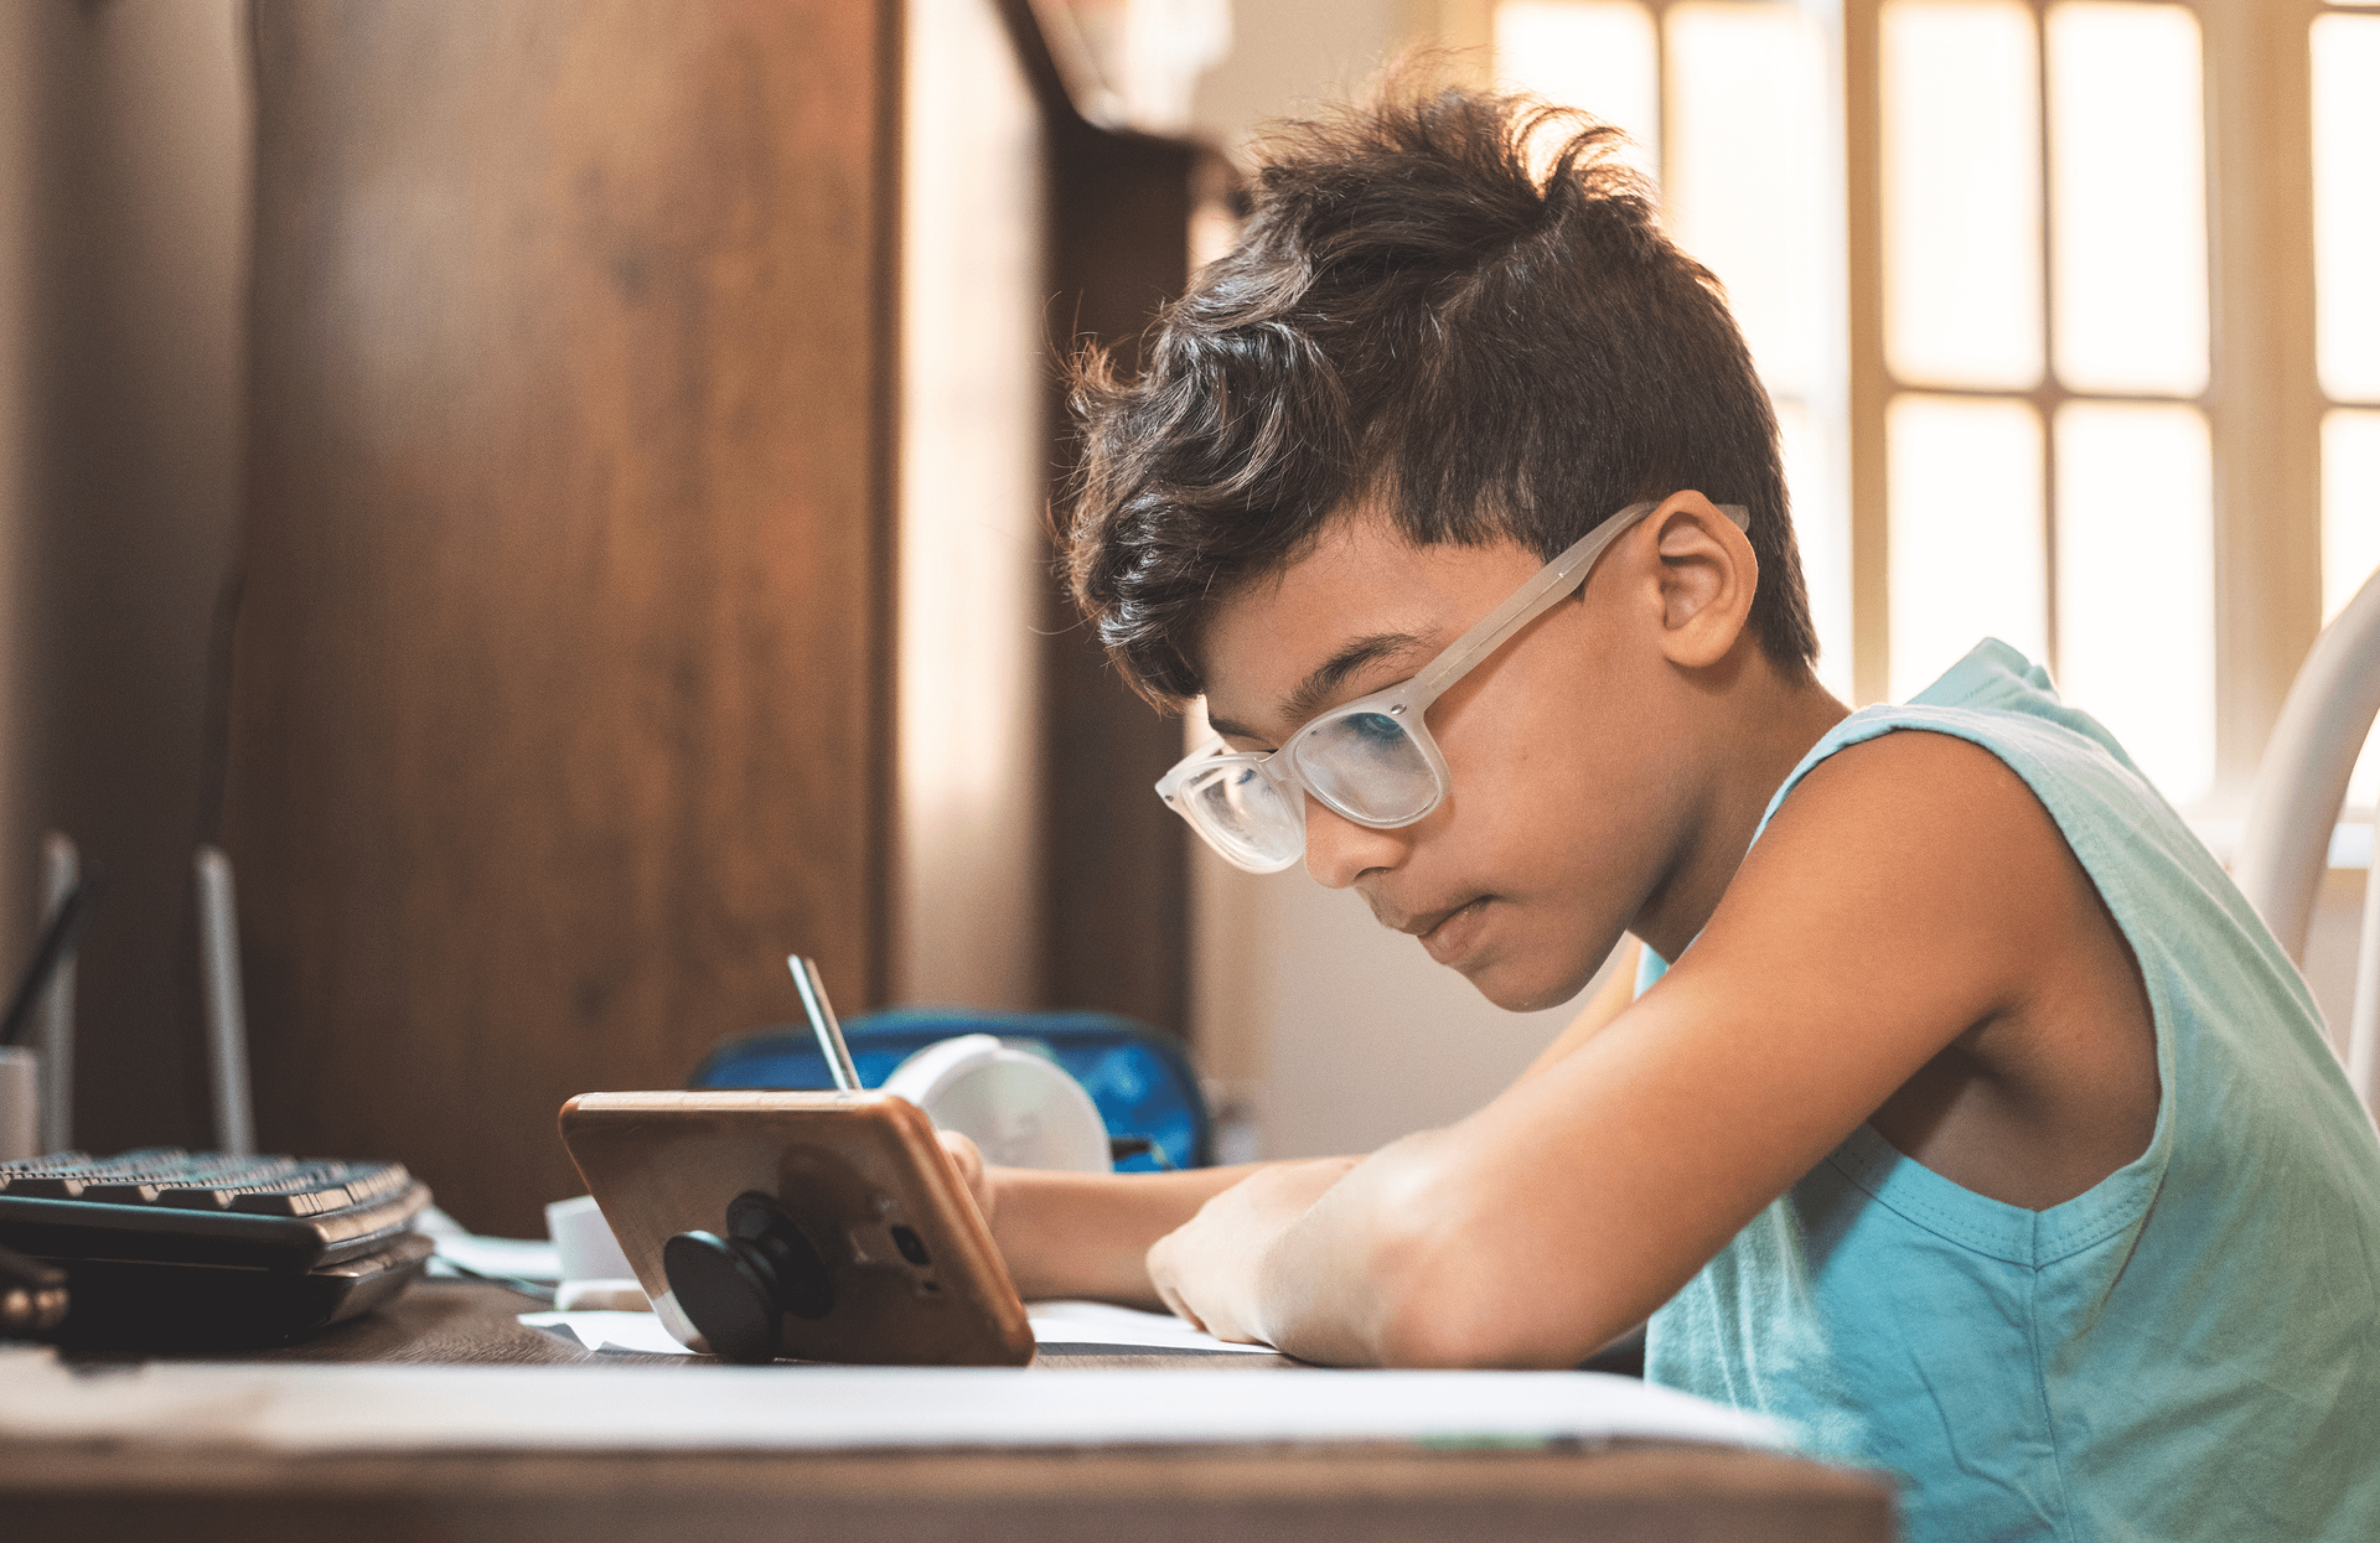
[1301,794,1411,889]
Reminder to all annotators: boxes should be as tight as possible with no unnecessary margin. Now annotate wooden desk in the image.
[0,1282,1896,1542]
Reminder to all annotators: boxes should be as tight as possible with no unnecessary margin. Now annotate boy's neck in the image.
[1631,665,1851,965]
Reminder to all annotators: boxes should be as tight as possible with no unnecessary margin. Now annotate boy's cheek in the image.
[1449,830,1643,1011]
[1429,736,1652,1007]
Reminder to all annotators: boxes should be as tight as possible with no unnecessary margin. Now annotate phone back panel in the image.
[558,1091,1034,1366]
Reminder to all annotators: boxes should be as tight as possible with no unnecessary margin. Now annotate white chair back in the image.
[2236,568,2380,1115]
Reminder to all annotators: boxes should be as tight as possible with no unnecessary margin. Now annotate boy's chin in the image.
[1455,946,1597,1014]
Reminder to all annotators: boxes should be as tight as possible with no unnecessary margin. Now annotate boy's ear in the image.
[1648,491,1758,669]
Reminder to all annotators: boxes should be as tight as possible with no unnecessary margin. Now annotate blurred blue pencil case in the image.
[688,1009,1210,1172]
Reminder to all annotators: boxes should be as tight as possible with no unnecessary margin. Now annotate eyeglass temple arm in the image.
[1404,502,1748,708]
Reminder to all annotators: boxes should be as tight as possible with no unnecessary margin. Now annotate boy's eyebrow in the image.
[1204,631,1431,745]
[1279,631,1430,728]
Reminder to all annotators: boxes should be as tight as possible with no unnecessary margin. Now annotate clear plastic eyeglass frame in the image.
[1155,499,1751,873]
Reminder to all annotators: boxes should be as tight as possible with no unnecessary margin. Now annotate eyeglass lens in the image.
[1182,710,1445,869]
[1184,760,1305,868]
[1291,710,1440,825]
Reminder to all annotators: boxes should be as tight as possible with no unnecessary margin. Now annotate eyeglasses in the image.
[1156,499,1749,873]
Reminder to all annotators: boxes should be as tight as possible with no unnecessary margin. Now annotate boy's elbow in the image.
[1355,1171,1587,1369]
[1369,1281,1519,1368]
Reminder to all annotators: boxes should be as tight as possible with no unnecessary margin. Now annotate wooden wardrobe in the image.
[231,0,1198,1233]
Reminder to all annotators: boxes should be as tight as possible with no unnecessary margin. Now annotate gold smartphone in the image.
[558,1089,1034,1366]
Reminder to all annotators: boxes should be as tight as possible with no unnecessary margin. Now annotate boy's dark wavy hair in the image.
[1058,83,1818,707]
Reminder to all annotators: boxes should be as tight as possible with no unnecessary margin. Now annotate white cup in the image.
[0,1047,40,1163]
[545,1192,645,1308]
[546,1193,637,1279]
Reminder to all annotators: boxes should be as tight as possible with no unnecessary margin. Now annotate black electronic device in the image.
[0,1241,68,1335]
[0,1148,434,1347]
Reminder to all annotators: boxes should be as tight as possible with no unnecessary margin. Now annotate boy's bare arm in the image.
[947,936,1626,1311]
[942,1134,1266,1307]
[1147,731,2146,1365]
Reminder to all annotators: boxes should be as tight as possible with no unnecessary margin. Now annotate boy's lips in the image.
[1399,896,1494,965]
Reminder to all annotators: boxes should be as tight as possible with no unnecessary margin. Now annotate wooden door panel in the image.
[232,0,896,1234]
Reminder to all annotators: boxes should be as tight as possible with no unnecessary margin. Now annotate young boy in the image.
[950,87,2380,1540]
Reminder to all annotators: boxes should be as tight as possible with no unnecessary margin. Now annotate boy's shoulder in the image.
[1734,640,2167,1030]
[1789,637,2136,797]
[1698,672,2166,1211]
[1750,638,2179,905]
[1735,705,2097,966]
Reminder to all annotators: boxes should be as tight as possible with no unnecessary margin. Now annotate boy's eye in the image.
[1341,711,1404,747]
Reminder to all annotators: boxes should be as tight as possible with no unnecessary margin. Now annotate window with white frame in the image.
[1484,0,2380,819]
[2315,0,2380,807]
[1880,0,2214,804]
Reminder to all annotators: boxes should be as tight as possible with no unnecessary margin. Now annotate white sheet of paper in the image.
[1024,1298,1280,1354]
[519,1300,1279,1356]
[521,1309,688,1355]
[0,1344,1785,1453]
[427,1233,563,1284]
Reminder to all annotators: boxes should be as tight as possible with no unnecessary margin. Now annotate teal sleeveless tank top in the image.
[1638,640,2380,1542]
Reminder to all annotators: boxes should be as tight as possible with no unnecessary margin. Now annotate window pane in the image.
[2314,12,2380,403]
[1888,394,2047,699]
[2324,408,2380,623]
[1666,2,1827,398]
[1778,400,1854,701]
[2325,409,2380,811]
[2053,403,2215,805]
[2047,3,2208,397]
[1882,0,2043,390]
[1493,1,1660,180]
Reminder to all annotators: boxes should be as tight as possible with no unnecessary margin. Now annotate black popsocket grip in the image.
[662,1190,834,1363]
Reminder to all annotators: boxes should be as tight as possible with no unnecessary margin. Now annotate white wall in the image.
[892,0,1051,1011]
[1188,0,1412,157]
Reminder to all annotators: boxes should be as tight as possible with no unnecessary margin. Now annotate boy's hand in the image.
[1145,1157,1358,1344]
[937,1130,996,1228]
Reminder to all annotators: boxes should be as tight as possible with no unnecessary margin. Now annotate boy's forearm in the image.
[987,1163,1264,1307]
